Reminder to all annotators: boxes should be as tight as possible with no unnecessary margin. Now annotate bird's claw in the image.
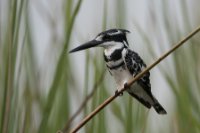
[115,82,128,96]
[124,82,128,89]
[115,90,123,96]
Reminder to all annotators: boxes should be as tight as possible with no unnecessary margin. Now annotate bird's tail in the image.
[153,99,167,115]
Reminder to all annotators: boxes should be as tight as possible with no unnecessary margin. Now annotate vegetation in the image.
[0,0,199,133]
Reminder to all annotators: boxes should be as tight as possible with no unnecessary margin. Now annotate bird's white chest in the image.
[110,67,132,89]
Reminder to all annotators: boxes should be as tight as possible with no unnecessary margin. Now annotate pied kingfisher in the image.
[70,29,167,114]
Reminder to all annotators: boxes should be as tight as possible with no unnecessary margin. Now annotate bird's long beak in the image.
[69,40,102,53]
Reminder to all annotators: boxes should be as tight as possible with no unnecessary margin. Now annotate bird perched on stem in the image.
[69,29,167,114]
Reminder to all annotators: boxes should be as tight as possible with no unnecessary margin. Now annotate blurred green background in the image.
[0,0,200,133]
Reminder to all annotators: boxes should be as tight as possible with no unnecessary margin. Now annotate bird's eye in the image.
[103,35,110,40]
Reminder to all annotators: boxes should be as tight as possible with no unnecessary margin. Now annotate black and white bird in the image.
[69,29,167,114]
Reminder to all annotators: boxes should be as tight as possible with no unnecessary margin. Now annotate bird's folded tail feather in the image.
[153,101,167,115]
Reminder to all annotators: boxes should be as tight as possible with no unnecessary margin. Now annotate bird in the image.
[69,29,167,114]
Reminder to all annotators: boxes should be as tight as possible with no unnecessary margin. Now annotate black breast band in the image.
[104,48,124,62]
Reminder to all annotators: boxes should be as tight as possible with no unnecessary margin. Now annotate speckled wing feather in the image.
[124,49,167,114]
[124,49,151,92]
[123,49,155,108]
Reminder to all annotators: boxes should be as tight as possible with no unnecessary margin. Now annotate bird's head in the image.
[69,29,130,53]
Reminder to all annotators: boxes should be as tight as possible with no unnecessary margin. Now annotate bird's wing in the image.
[123,49,151,93]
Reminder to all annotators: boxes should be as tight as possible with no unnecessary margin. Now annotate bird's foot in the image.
[124,82,129,89]
[115,82,129,96]
[115,89,123,96]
